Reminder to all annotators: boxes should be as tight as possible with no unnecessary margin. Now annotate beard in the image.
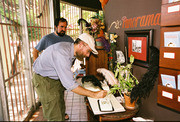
[56,30,65,37]
[75,52,84,61]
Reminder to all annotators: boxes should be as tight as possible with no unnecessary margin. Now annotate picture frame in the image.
[124,29,153,68]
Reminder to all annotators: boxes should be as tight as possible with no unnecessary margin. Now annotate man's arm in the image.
[32,48,40,62]
[72,85,107,99]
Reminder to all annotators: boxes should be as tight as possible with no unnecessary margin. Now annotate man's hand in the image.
[94,90,107,99]
[32,48,39,62]
[72,86,107,99]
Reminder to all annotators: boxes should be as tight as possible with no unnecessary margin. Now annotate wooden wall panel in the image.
[86,49,108,80]
[161,1,180,26]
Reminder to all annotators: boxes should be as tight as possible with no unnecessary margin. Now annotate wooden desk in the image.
[85,98,139,121]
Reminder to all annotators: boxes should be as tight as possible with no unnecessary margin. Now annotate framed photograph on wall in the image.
[124,29,153,68]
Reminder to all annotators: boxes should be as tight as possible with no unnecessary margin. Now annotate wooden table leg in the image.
[99,116,102,122]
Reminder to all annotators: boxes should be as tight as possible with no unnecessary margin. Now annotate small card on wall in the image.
[168,5,180,13]
[169,0,180,3]
[163,52,175,59]
[162,91,173,99]
[161,74,176,89]
[178,75,180,90]
[164,31,180,47]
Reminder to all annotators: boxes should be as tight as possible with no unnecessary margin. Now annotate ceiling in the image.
[61,0,102,10]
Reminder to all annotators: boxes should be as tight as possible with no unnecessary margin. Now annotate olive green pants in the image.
[32,73,65,121]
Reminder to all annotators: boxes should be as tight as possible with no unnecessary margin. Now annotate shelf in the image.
[157,85,180,112]
[161,1,180,26]
[159,47,180,70]
[158,0,180,112]
[162,0,180,4]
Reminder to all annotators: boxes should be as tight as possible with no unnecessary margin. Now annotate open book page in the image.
[98,98,113,112]
[83,80,125,115]
[88,94,125,115]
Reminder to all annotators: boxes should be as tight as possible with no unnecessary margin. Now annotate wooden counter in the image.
[85,97,139,121]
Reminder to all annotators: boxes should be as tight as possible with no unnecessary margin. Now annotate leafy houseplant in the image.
[109,55,139,109]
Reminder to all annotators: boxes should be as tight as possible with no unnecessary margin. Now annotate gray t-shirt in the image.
[33,42,79,91]
[35,33,74,52]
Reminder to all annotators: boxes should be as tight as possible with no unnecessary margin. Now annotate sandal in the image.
[65,113,69,120]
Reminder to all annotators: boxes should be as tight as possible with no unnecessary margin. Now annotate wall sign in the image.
[162,91,173,99]
[108,13,161,30]
[163,52,175,59]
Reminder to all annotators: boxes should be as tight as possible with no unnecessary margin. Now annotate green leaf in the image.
[126,64,131,69]
[130,55,134,64]
[115,69,118,77]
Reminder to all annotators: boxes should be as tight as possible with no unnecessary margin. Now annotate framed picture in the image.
[124,29,153,68]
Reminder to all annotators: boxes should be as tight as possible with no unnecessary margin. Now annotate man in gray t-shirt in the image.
[32,17,74,62]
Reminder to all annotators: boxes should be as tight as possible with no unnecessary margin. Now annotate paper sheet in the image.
[88,94,125,115]
[83,80,125,115]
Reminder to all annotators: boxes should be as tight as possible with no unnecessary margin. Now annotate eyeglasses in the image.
[83,43,92,53]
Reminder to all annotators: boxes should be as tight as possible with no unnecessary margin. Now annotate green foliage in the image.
[0,0,41,41]
[130,55,134,64]
[109,55,138,96]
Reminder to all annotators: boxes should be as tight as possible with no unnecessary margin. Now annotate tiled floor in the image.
[64,90,88,121]
[29,90,88,121]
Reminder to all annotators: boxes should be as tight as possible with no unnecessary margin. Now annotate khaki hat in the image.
[78,33,98,55]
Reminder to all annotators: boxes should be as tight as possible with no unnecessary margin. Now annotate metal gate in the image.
[0,0,102,121]
[0,0,52,121]
[60,1,80,40]
[60,1,102,40]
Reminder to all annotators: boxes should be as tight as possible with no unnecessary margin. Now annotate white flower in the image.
[105,32,109,40]
[112,39,116,43]
[114,34,118,38]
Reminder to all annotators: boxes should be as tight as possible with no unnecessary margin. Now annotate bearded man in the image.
[32,17,74,62]
[32,33,107,121]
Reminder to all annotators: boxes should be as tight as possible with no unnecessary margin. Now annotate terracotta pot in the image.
[124,93,136,110]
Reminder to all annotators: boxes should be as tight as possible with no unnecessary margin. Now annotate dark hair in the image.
[74,38,82,44]
[54,17,68,27]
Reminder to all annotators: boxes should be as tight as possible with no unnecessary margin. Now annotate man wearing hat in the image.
[32,33,107,121]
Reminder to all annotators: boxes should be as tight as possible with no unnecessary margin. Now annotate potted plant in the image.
[109,55,139,109]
